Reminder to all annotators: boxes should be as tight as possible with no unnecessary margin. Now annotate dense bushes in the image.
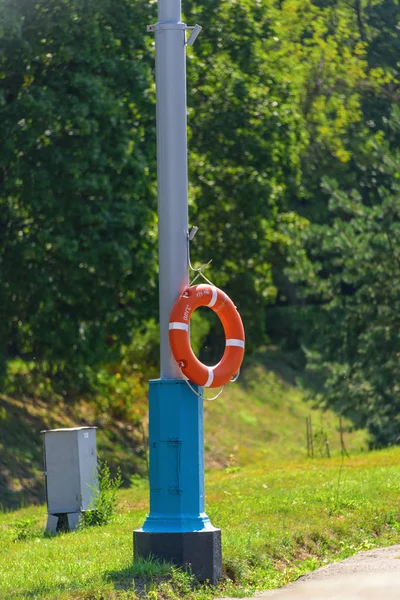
[0,0,399,444]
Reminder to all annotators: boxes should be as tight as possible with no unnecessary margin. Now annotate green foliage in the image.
[12,517,39,541]
[80,462,122,528]
[185,0,309,349]
[285,109,400,446]
[129,473,145,488]
[184,0,374,354]
[0,0,398,448]
[0,0,157,388]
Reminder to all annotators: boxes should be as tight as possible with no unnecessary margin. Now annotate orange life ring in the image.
[169,283,245,388]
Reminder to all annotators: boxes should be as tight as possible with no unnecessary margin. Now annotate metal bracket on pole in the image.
[147,23,202,46]
[187,226,200,272]
[147,23,187,32]
[186,24,202,46]
[188,226,198,241]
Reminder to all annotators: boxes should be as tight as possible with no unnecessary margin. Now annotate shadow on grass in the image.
[104,557,175,595]
[0,395,47,510]
[239,346,305,390]
[3,582,87,600]
[0,391,148,511]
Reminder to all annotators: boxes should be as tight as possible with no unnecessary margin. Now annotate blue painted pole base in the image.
[134,379,222,583]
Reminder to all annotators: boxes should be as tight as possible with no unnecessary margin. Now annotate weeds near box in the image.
[12,518,38,541]
[80,461,122,528]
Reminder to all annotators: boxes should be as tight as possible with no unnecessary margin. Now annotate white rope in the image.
[230,369,240,383]
[179,366,225,401]
[181,227,241,398]
[187,229,215,287]
[189,263,214,287]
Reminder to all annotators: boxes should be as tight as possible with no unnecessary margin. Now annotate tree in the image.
[183,0,371,357]
[285,108,400,445]
[0,0,157,388]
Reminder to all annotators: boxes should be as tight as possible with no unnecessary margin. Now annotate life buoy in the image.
[169,283,245,388]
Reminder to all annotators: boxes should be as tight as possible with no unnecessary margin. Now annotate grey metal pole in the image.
[134,6,222,584]
[156,0,189,379]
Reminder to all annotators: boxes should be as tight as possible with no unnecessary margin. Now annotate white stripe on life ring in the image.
[169,322,189,331]
[208,286,218,308]
[226,338,245,348]
[205,367,214,388]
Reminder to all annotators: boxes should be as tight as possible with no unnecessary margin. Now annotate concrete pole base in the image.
[134,529,222,585]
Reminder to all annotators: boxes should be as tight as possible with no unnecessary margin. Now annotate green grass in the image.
[204,348,367,468]
[1,448,400,599]
[0,348,382,598]
[0,347,368,509]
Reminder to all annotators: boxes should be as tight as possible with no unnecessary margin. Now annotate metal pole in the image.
[134,2,222,584]
[156,0,189,379]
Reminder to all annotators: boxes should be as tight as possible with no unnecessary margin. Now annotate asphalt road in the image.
[218,545,400,600]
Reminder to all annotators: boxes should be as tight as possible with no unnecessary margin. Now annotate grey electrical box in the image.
[42,427,98,531]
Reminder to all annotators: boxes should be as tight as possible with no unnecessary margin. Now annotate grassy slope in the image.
[204,348,367,468]
[0,348,366,509]
[0,393,148,509]
[1,348,388,599]
[1,449,400,599]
